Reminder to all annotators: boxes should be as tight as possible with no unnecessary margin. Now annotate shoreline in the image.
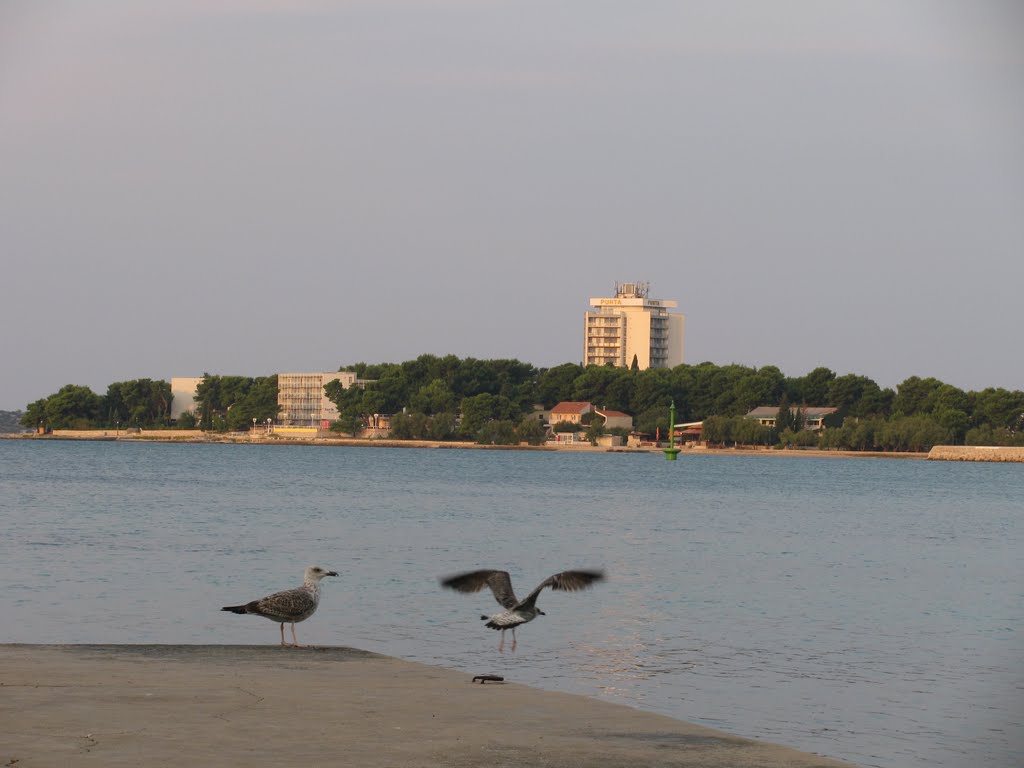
[1,643,856,767]
[0,431,932,460]
[11,431,1023,461]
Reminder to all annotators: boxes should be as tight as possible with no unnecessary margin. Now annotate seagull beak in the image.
[326,571,339,577]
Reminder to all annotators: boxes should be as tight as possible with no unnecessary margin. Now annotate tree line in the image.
[18,356,1024,450]
[19,375,279,432]
[20,380,173,431]
[326,355,1024,448]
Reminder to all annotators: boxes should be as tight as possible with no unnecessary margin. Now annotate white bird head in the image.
[304,565,339,582]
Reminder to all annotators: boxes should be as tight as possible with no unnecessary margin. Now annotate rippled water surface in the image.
[1,440,1021,768]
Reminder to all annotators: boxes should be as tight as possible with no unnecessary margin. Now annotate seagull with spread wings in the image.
[441,568,604,651]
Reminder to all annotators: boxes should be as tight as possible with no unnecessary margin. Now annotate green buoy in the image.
[663,399,681,460]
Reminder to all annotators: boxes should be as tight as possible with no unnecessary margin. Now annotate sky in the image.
[2,1,1022,411]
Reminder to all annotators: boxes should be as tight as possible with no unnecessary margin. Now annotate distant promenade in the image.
[1,644,856,768]
[7,431,1024,462]
[1,430,923,458]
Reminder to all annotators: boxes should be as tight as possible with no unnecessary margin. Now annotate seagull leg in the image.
[291,623,305,649]
[279,623,287,647]
[498,630,505,653]
[511,627,517,652]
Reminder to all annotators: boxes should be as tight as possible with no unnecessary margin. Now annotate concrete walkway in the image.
[1,645,855,767]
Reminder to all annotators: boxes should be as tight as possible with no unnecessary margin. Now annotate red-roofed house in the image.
[548,401,593,425]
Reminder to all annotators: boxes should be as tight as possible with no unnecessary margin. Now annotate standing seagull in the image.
[441,569,604,651]
[221,565,338,648]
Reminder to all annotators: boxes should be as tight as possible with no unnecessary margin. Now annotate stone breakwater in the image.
[928,445,1024,463]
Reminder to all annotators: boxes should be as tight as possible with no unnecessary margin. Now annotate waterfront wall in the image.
[928,445,1024,463]
[49,429,205,439]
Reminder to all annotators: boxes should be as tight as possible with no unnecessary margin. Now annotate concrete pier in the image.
[1,644,854,768]
[927,445,1024,462]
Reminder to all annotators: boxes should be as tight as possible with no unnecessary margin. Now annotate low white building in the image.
[745,406,839,431]
[170,377,203,421]
[595,408,633,431]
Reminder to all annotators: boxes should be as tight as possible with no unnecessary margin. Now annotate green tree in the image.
[192,374,279,431]
[103,378,172,427]
[459,393,517,438]
[892,376,945,417]
[388,411,415,439]
[790,367,836,405]
[409,379,457,415]
[966,424,1024,446]
[331,413,364,436]
[733,366,786,414]
[477,420,518,445]
[701,414,733,446]
[427,412,458,440]
[516,417,547,445]
[550,420,580,434]
[535,363,584,408]
[876,415,948,451]
[585,420,606,445]
[21,385,103,430]
[573,365,633,412]
[970,388,1024,429]
[774,394,795,433]
[633,405,668,439]
[629,368,673,417]
[699,364,758,417]
[778,427,819,448]
[827,374,893,417]
[225,375,280,431]
[733,416,770,446]
[933,407,969,444]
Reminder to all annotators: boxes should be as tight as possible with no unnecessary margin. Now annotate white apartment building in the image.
[584,282,685,369]
[277,371,357,427]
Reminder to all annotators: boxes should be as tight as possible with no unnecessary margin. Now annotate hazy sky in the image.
[2,1,1022,410]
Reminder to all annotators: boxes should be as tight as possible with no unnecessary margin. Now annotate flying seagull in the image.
[440,569,604,651]
[222,565,338,648]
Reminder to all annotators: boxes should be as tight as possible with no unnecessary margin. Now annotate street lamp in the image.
[266,418,272,434]
[252,417,257,434]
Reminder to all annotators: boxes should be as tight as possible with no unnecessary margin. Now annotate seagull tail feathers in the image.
[480,614,490,621]
[221,605,248,614]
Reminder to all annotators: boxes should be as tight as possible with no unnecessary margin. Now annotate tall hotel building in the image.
[584,282,685,369]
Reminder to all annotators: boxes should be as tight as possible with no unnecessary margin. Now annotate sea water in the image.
[0,440,1021,768]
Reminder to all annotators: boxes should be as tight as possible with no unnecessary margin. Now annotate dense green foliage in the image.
[103,379,172,426]
[325,356,1023,450]
[19,357,1024,450]
[193,374,280,431]
[326,357,540,443]
[19,374,279,432]
[20,379,174,430]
